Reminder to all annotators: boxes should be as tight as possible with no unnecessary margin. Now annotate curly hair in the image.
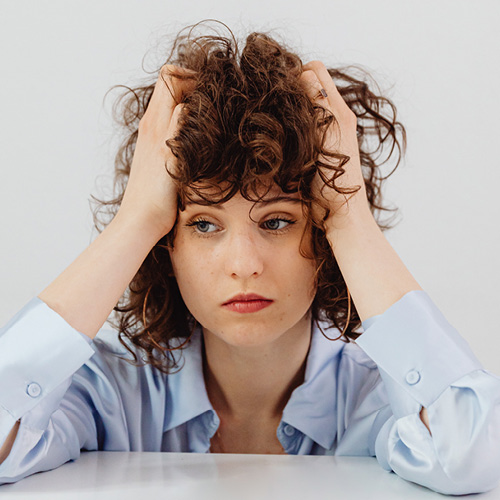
[94,20,406,374]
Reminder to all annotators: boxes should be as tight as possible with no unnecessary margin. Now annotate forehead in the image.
[181,182,303,209]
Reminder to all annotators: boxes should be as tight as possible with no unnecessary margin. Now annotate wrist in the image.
[114,206,175,243]
[324,199,376,241]
[323,202,422,321]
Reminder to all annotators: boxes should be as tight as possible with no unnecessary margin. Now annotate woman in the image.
[0,21,499,494]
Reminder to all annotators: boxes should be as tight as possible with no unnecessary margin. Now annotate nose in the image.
[223,228,264,279]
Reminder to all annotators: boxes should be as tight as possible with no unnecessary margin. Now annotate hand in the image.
[300,61,370,226]
[118,64,196,238]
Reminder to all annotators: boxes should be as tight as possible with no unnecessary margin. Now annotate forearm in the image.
[38,211,164,339]
[326,201,429,431]
[325,202,422,323]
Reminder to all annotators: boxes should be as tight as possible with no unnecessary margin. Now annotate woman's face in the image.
[169,187,317,348]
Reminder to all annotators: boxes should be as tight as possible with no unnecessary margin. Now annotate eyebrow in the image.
[183,196,303,209]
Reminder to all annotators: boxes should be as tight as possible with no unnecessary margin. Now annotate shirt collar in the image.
[163,328,214,432]
[163,321,345,450]
[281,321,345,450]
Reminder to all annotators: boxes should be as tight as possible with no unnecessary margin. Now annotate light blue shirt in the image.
[1,290,500,494]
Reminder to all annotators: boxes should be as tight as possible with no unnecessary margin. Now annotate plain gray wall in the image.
[1,1,499,372]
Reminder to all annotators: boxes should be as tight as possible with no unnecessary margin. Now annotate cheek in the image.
[297,261,318,302]
[275,250,317,301]
[169,244,217,300]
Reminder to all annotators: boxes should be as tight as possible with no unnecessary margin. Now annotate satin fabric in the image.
[1,291,499,494]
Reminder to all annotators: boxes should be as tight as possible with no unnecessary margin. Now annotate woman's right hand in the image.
[118,65,196,238]
[37,65,196,340]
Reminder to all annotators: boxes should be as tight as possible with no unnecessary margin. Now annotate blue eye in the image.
[263,218,293,231]
[186,216,295,235]
[194,220,216,233]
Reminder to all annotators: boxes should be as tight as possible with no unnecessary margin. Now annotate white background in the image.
[0,1,499,371]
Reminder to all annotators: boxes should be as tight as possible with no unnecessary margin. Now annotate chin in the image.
[218,331,279,348]
[200,316,305,348]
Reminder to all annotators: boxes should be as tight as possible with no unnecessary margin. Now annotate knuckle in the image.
[306,60,326,72]
[171,104,183,121]
[160,64,175,78]
[301,69,317,82]
[343,108,357,125]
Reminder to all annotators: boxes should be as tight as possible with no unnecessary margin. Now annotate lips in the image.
[223,293,271,305]
[222,293,274,313]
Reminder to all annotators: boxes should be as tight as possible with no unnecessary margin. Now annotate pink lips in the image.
[222,293,274,313]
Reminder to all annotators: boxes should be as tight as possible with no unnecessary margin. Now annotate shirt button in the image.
[405,370,421,385]
[26,382,42,398]
[283,425,295,437]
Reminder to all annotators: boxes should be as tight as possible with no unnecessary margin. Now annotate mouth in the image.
[222,293,274,313]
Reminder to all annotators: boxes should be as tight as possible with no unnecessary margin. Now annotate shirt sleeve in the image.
[355,290,500,495]
[0,298,96,484]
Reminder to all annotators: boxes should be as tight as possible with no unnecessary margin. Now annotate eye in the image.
[187,218,218,234]
[262,218,295,231]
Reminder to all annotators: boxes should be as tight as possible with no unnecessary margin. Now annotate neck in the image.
[202,315,312,423]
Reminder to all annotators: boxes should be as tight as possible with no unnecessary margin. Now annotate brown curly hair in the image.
[95,20,406,374]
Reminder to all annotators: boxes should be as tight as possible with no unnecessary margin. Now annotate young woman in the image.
[0,22,499,494]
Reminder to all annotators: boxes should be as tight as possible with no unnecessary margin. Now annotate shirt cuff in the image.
[0,297,95,419]
[355,290,482,416]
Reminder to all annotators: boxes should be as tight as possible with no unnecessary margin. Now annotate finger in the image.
[146,65,196,126]
[302,61,351,118]
[299,69,330,106]
[300,65,354,163]
[166,104,185,141]
[299,69,341,147]
[164,104,185,170]
[159,65,197,104]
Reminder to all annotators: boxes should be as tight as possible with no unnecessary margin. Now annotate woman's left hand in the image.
[300,62,423,325]
[300,61,370,226]
[301,66,430,435]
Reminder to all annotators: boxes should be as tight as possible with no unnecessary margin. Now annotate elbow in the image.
[437,465,500,495]
[382,411,500,495]
[394,447,500,496]
[437,440,500,495]
[427,427,500,495]
[435,406,500,494]
[424,376,500,494]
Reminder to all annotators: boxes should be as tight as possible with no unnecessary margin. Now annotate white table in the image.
[0,452,497,499]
